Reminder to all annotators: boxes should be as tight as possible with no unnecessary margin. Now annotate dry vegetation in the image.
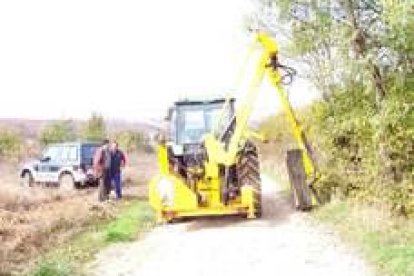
[0,152,157,275]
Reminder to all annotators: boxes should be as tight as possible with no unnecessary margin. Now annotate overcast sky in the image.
[0,0,319,123]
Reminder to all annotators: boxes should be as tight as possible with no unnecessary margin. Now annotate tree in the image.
[250,0,413,102]
[82,113,107,142]
[114,130,144,153]
[252,0,414,213]
[40,120,77,145]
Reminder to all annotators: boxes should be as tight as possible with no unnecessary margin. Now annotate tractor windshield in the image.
[177,102,231,144]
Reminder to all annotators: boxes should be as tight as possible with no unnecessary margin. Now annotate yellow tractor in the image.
[149,32,319,223]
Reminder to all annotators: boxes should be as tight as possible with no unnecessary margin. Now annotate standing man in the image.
[93,139,112,202]
[110,141,126,200]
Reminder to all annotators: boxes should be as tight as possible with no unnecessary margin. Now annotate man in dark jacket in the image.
[93,139,112,202]
[110,141,126,200]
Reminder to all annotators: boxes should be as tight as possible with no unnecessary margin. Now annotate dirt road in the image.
[90,176,372,276]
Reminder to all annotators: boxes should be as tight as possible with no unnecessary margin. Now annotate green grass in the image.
[105,201,154,242]
[30,200,154,276]
[31,260,73,276]
[313,200,414,276]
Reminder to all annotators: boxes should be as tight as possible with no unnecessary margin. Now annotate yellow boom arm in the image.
[205,32,318,180]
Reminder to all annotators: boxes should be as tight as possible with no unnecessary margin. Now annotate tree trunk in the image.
[345,0,386,106]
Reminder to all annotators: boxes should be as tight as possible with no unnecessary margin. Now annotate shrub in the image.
[82,113,106,142]
[259,78,414,215]
[113,130,144,153]
[0,128,23,159]
[39,120,77,145]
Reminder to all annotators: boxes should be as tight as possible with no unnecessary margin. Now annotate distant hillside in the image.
[0,118,160,139]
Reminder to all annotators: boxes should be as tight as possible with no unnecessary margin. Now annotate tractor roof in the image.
[175,96,235,106]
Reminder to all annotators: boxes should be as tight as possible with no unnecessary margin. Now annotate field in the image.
[0,152,157,275]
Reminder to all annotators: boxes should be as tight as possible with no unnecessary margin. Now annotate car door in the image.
[37,145,63,182]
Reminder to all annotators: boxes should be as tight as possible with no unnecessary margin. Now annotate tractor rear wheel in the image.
[286,149,312,211]
[238,143,262,218]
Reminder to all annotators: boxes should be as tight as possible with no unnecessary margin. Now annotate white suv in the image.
[20,142,100,190]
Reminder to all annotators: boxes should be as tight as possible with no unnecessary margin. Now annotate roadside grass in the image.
[29,200,154,276]
[313,200,414,276]
[262,166,414,276]
[105,201,154,242]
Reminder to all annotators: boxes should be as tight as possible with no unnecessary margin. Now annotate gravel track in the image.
[90,176,372,276]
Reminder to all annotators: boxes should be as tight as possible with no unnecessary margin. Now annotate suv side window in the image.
[61,146,78,162]
[43,145,62,162]
[67,146,78,162]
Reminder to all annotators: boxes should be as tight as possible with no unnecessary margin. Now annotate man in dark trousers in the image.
[110,141,126,200]
[93,139,112,202]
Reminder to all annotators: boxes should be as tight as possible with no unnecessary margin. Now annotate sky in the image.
[0,0,319,123]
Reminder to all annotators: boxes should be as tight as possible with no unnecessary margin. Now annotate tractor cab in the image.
[167,98,235,156]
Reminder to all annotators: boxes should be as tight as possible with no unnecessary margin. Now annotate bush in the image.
[39,120,77,145]
[113,130,145,153]
[0,128,23,159]
[260,78,414,215]
[82,113,106,142]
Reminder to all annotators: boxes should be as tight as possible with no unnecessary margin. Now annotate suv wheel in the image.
[59,173,75,191]
[21,171,34,187]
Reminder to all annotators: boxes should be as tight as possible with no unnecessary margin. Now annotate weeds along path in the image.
[90,176,372,276]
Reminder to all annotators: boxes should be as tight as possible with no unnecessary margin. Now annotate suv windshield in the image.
[177,102,232,144]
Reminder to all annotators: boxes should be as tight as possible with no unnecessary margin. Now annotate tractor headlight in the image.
[156,177,175,207]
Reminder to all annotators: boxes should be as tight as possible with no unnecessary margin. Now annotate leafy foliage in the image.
[40,120,77,145]
[113,130,145,153]
[82,113,107,142]
[260,79,414,214]
[0,128,22,158]
[254,0,414,215]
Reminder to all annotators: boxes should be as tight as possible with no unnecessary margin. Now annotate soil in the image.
[0,153,156,275]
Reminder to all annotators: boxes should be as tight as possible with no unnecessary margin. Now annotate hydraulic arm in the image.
[205,32,318,182]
